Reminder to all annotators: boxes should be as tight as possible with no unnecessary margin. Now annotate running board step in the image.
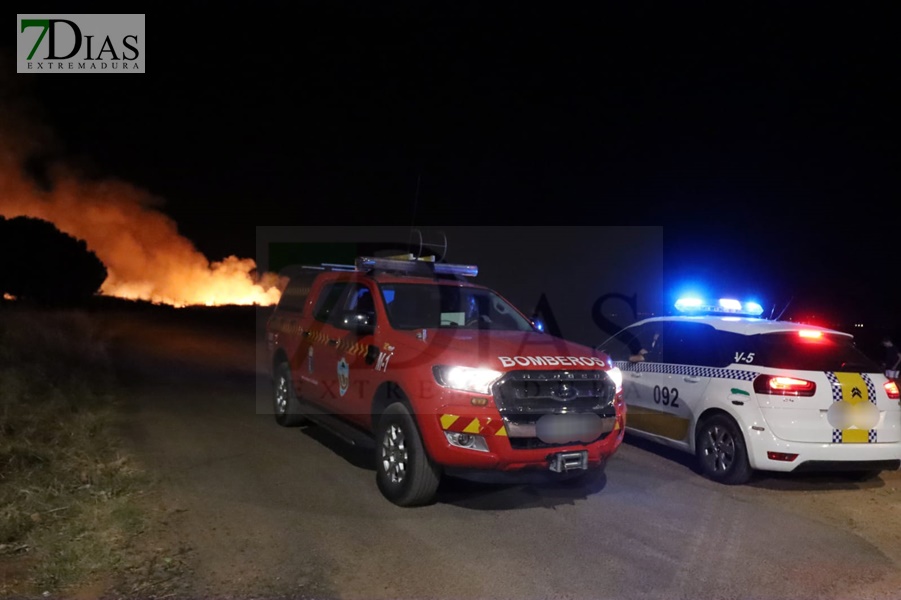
[299,402,375,449]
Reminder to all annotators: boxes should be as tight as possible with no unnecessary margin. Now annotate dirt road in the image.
[105,307,901,600]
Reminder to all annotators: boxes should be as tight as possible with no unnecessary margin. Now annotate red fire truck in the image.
[266,254,626,506]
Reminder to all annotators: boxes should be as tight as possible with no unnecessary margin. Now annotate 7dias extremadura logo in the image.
[17,14,144,73]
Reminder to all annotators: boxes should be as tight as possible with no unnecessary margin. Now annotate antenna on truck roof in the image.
[409,228,448,262]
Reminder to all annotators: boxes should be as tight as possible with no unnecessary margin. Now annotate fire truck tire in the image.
[273,362,307,427]
[375,402,442,507]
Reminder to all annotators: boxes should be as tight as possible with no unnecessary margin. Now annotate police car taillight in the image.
[885,380,900,400]
[766,452,799,462]
[753,374,816,397]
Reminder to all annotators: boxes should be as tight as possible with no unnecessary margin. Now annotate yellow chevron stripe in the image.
[462,419,481,434]
[834,372,868,405]
[440,414,509,436]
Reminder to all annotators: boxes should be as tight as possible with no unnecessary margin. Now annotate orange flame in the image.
[0,144,283,308]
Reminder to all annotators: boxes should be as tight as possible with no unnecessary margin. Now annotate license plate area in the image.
[549,450,588,473]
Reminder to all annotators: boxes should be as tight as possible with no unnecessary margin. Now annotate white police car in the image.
[597,297,901,484]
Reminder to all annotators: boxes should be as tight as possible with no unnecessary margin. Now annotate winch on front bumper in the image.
[548,450,589,472]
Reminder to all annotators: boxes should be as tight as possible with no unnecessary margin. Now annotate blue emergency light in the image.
[675,296,764,317]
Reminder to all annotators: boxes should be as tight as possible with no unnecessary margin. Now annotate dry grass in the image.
[0,306,180,598]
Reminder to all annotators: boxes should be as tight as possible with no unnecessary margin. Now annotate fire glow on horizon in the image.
[0,139,284,308]
[0,164,284,307]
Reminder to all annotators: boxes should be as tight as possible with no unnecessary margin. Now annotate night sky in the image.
[5,4,899,336]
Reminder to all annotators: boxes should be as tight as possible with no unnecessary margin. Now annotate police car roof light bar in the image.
[743,301,764,316]
[675,296,764,317]
[355,256,478,277]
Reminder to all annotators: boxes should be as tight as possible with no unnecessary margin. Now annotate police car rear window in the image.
[734,332,880,372]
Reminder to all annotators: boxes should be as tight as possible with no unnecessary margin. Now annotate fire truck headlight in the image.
[433,365,502,394]
[607,367,623,392]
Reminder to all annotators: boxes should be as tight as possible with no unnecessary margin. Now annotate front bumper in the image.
[423,405,626,471]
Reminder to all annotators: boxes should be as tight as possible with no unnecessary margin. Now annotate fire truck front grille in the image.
[493,370,616,416]
[493,370,618,450]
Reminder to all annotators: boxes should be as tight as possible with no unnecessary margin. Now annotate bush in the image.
[0,216,107,307]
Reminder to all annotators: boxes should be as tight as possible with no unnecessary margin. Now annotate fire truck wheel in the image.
[273,362,307,427]
[375,402,442,507]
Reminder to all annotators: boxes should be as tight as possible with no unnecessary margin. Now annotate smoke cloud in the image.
[0,60,282,307]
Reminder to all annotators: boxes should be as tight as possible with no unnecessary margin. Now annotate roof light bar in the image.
[674,297,703,311]
[355,256,478,277]
[434,263,479,277]
[744,301,764,316]
[718,298,742,311]
[320,263,357,271]
[674,296,765,317]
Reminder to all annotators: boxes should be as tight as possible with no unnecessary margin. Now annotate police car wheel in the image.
[273,362,307,427]
[695,414,752,485]
[375,402,441,507]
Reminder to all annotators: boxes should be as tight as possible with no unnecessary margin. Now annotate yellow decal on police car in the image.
[831,372,878,443]
[626,406,690,441]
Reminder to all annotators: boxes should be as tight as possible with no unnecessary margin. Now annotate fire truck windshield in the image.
[379,283,534,331]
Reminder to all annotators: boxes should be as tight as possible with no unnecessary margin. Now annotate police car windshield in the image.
[379,283,534,331]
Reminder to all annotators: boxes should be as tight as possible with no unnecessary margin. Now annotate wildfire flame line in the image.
[0,147,283,308]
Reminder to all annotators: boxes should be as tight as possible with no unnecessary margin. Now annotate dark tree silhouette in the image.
[0,216,107,306]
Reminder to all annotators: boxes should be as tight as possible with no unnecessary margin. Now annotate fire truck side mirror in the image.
[337,310,375,337]
[365,344,379,365]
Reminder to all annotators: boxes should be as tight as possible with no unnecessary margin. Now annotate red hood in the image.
[388,328,612,372]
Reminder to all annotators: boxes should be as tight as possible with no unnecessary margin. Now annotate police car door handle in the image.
[630,372,642,378]
[683,376,701,383]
